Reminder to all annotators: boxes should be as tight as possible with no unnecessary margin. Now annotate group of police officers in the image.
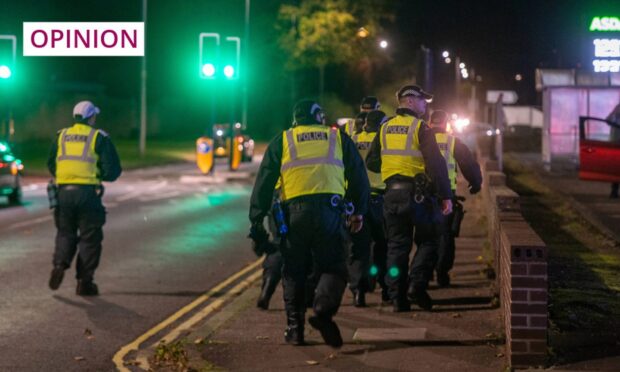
[249,84,482,348]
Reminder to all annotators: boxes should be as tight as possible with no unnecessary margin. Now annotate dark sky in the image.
[390,0,620,103]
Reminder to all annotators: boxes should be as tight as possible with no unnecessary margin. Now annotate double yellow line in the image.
[113,257,264,371]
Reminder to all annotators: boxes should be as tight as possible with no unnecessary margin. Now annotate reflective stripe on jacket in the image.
[435,132,457,189]
[352,131,385,192]
[280,125,345,201]
[56,123,100,185]
[379,115,425,181]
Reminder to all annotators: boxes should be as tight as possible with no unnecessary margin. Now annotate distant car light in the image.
[486,129,493,136]
[453,118,471,133]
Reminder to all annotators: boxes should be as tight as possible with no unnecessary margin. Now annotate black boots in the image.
[352,291,366,307]
[284,312,305,345]
[308,315,343,348]
[76,280,99,296]
[257,277,279,310]
[48,266,65,290]
[392,297,411,312]
[407,285,432,311]
[436,271,451,288]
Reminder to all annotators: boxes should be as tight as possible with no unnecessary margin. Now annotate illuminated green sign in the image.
[590,17,620,32]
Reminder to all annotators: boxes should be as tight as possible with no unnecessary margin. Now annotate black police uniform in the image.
[249,103,369,347]
[366,107,452,311]
[47,122,121,295]
[433,128,482,286]
[347,110,389,306]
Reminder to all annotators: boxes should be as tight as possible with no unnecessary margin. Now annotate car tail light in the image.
[0,162,6,168]
[10,162,18,175]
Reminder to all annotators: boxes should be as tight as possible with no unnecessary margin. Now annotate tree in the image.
[276,0,395,101]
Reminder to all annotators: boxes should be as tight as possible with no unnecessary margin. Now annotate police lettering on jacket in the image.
[296,131,328,142]
[385,126,409,134]
[63,134,89,142]
[356,142,371,151]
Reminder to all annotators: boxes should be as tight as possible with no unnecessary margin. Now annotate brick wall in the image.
[480,156,549,369]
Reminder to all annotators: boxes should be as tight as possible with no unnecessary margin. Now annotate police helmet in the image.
[360,96,380,111]
[293,100,325,125]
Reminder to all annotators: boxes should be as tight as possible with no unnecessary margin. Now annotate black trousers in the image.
[383,188,439,300]
[53,186,106,282]
[435,209,456,275]
[347,194,387,293]
[281,195,348,319]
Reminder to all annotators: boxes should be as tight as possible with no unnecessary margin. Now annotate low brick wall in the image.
[479,156,549,369]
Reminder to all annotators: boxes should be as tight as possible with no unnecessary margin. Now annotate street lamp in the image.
[357,27,369,38]
[442,50,450,58]
[0,65,11,79]
[379,40,388,49]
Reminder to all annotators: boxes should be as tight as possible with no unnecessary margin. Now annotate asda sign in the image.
[590,16,620,72]
[590,17,620,32]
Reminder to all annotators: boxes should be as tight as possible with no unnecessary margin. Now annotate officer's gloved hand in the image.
[347,214,364,233]
[248,220,270,257]
[469,184,481,195]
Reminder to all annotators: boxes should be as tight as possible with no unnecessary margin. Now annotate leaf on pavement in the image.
[123,360,141,366]
[452,313,462,318]
[83,328,92,336]
[495,352,504,358]
[74,356,85,362]
[256,335,269,340]
[306,360,319,365]
[194,338,204,345]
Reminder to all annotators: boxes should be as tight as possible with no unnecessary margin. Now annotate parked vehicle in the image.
[578,116,620,182]
[212,123,254,162]
[0,141,24,205]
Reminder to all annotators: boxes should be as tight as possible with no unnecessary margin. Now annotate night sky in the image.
[1,0,620,138]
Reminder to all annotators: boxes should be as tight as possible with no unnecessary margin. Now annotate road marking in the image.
[115,180,168,202]
[136,269,263,370]
[138,191,180,202]
[112,257,264,372]
[9,215,52,230]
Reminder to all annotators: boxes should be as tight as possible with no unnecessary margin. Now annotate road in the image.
[0,160,259,371]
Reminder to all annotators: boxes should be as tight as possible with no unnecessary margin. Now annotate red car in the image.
[579,116,620,182]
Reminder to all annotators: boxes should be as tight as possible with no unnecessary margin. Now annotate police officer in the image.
[348,110,390,306]
[429,110,482,287]
[249,100,369,347]
[47,101,122,296]
[366,85,453,312]
[343,96,381,137]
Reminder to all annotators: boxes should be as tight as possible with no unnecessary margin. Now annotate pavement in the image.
[155,185,507,371]
[507,153,620,243]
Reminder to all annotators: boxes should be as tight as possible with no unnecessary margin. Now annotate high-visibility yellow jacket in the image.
[55,123,100,185]
[435,132,457,190]
[379,115,425,181]
[280,125,345,201]
[352,131,385,192]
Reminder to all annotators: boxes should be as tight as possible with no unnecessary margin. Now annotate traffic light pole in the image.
[242,0,250,130]
[139,0,147,156]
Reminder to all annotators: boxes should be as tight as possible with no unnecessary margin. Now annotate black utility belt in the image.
[58,184,100,190]
[370,187,386,195]
[385,182,414,191]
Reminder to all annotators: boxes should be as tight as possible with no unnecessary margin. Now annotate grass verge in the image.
[503,154,620,365]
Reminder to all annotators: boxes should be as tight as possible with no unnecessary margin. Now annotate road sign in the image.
[486,90,518,104]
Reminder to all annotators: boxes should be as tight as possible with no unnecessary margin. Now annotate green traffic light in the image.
[223,65,235,78]
[202,63,215,78]
[0,65,11,79]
